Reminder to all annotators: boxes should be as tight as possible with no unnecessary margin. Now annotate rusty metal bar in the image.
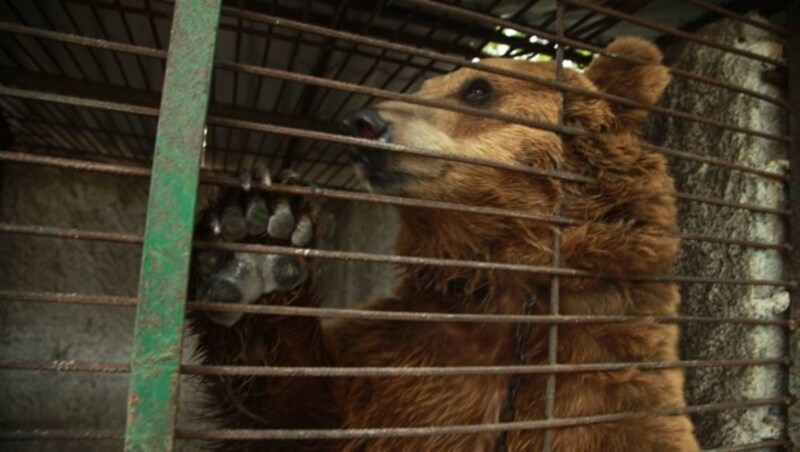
[0,288,786,327]
[0,223,143,245]
[171,397,788,439]
[786,1,800,448]
[123,1,220,450]
[543,2,566,449]
[0,357,788,378]
[0,21,168,59]
[0,289,788,326]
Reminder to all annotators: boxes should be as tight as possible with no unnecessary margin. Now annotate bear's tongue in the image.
[358,121,382,140]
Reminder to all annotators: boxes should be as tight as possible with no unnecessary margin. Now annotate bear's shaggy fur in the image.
[191,37,699,451]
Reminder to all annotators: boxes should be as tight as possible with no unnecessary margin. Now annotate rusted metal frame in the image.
[216,7,791,142]
[123,1,220,450]
[569,2,653,44]
[228,6,249,174]
[398,0,789,109]
[0,150,791,252]
[2,23,790,179]
[680,0,787,37]
[559,0,785,68]
[543,3,565,450]
[787,1,800,448]
[172,397,788,439]
[0,288,790,327]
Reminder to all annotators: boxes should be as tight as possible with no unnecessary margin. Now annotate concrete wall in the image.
[645,16,789,449]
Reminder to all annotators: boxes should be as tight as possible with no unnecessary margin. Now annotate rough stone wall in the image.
[645,17,789,448]
[0,163,147,451]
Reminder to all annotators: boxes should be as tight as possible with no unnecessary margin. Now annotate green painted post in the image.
[124,1,220,450]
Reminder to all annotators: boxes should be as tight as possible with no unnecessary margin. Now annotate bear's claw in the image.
[195,168,315,327]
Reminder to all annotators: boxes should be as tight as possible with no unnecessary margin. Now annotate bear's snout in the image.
[341,108,392,142]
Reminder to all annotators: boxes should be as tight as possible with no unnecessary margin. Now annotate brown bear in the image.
[190,37,699,451]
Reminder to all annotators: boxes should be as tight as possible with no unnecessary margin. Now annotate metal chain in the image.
[494,293,539,452]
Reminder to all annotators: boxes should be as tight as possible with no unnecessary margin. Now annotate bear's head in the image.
[342,37,670,217]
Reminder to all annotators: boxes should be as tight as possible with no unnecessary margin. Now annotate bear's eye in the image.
[460,78,492,104]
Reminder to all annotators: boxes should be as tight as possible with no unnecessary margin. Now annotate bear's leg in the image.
[189,170,341,450]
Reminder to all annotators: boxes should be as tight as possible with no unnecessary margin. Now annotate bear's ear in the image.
[583,37,670,130]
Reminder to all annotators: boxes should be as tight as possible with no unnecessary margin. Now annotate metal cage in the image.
[0,0,797,450]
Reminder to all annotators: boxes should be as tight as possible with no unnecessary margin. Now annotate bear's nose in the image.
[340,108,392,141]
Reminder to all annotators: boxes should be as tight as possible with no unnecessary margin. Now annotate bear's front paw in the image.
[192,169,317,327]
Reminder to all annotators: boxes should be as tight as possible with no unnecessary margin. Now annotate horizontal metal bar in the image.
[675,192,790,216]
[0,86,158,117]
[186,301,790,327]
[169,397,787,438]
[394,0,789,109]
[181,357,789,378]
[0,357,788,378]
[643,143,789,183]
[194,240,796,287]
[0,290,789,327]
[681,0,788,37]
[0,397,786,441]
[0,21,168,59]
[216,8,790,142]
[0,290,137,308]
[0,223,143,244]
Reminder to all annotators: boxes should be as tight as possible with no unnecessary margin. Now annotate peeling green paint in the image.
[124,1,220,450]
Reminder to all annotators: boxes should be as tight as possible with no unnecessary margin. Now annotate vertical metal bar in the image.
[542,2,566,450]
[786,1,800,448]
[123,1,220,450]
